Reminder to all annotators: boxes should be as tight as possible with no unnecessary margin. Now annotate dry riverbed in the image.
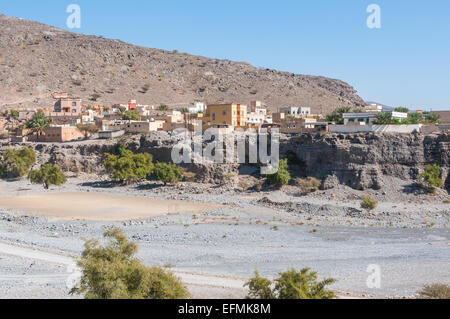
[0,177,449,299]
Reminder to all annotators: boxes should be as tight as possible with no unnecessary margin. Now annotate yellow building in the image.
[204,104,247,128]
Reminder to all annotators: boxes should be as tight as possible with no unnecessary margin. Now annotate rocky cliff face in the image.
[281,132,450,190]
[0,14,365,112]
[2,132,449,191]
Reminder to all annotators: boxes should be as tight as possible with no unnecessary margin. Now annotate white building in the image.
[188,102,205,114]
[343,111,408,125]
[247,101,268,126]
[280,107,311,117]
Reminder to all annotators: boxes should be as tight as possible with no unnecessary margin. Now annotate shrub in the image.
[420,164,443,193]
[361,196,378,211]
[417,284,450,299]
[114,135,129,155]
[245,271,274,299]
[0,147,36,179]
[265,159,291,187]
[245,268,336,299]
[28,163,67,189]
[90,93,101,101]
[104,149,154,184]
[0,132,9,140]
[294,177,321,194]
[141,83,150,93]
[153,162,183,185]
[70,227,189,299]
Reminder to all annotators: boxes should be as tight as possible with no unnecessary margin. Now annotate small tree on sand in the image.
[153,162,183,185]
[28,163,67,189]
[0,147,36,179]
[420,164,443,194]
[70,227,190,299]
[245,268,336,299]
[104,149,154,184]
[265,159,291,187]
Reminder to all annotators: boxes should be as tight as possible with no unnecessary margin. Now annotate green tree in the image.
[374,112,393,124]
[28,163,67,189]
[10,109,19,120]
[265,159,291,187]
[76,123,99,139]
[122,110,140,121]
[0,147,36,179]
[325,107,351,124]
[10,109,19,129]
[116,106,127,116]
[394,107,409,113]
[424,112,440,124]
[26,111,50,137]
[420,164,443,193]
[405,112,422,124]
[245,268,336,299]
[153,162,183,185]
[70,227,190,299]
[158,104,169,111]
[104,149,154,184]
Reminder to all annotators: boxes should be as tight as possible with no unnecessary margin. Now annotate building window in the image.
[212,113,215,121]
[72,102,76,106]
[222,110,226,116]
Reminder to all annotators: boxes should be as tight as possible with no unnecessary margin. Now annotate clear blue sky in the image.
[1,0,449,110]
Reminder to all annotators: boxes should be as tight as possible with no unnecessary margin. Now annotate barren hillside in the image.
[0,14,365,112]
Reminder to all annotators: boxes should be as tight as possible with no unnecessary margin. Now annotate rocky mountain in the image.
[0,14,365,112]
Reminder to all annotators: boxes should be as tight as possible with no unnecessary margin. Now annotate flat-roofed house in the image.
[53,93,82,115]
[204,103,247,128]
[27,126,84,143]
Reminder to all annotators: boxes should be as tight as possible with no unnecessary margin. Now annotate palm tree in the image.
[26,111,50,137]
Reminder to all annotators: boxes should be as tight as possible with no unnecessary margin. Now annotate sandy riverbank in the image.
[0,192,220,221]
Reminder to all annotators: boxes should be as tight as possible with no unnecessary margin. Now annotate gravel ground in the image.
[0,177,449,298]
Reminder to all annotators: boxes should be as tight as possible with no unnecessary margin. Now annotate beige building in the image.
[279,118,318,134]
[23,126,85,143]
[103,120,165,133]
[53,93,82,115]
